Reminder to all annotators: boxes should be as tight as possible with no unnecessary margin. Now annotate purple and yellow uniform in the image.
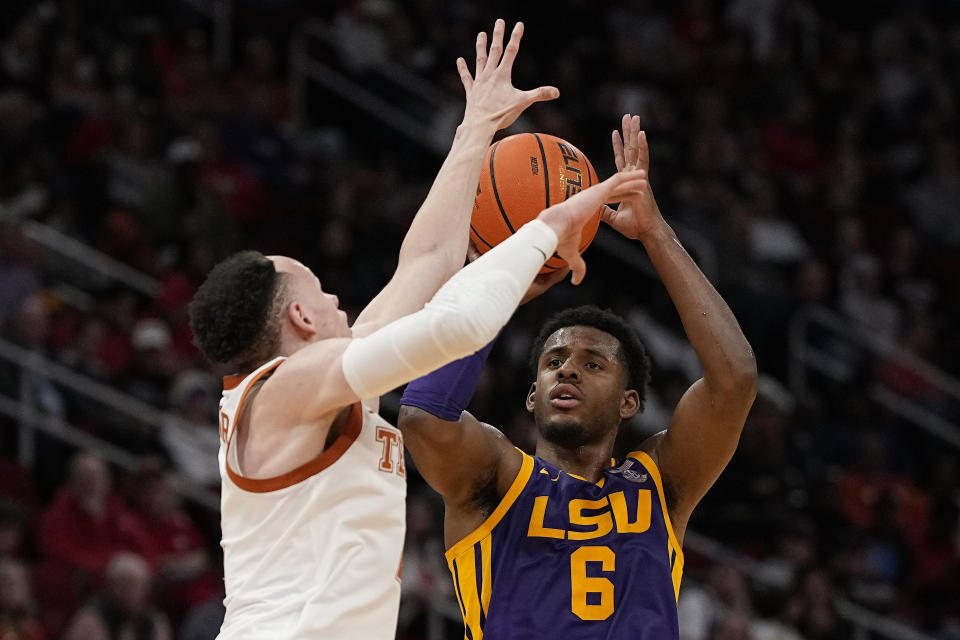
[447,449,683,640]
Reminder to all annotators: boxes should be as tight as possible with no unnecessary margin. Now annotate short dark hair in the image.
[188,250,287,371]
[529,305,651,408]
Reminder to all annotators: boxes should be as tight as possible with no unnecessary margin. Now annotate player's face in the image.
[305,271,350,338]
[268,256,350,338]
[526,326,639,448]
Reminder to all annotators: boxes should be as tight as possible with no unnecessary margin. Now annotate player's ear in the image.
[525,382,537,413]
[619,389,640,420]
[287,301,317,338]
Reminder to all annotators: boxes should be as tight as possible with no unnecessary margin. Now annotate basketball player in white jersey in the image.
[188,18,651,639]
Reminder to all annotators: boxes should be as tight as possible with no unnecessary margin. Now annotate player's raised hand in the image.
[538,170,647,285]
[458,19,559,131]
[601,114,666,240]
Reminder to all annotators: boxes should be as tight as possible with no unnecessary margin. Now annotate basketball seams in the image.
[470,224,495,250]
[488,141,516,234]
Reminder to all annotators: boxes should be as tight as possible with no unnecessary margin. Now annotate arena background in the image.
[0,0,958,638]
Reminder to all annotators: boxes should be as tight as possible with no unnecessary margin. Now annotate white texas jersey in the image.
[215,357,406,639]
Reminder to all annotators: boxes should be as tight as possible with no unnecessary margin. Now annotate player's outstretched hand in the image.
[537,170,647,285]
[601,114,665,240]
[459,19,559,131]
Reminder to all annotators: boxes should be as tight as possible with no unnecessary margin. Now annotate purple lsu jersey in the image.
[446,450,683,640]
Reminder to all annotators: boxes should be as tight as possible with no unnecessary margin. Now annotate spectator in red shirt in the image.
[36,452,154,583]
[131,469,217,625]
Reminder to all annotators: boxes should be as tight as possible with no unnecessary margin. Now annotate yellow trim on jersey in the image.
[671,546,685,601]
[446,454,531,640]
[479,534,492,614]
[450,543,486,639]
[445,450,535,562]
[448,534,495,640]
[566,471,606,489]
[626,449,685,600]
[446,449,533,571]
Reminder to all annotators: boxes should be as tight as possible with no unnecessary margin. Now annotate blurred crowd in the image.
[0,0,958,639]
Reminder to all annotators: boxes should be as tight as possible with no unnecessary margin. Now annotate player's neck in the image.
[535,438,615,483]
[278,322,341,356]
[277,332,313,358]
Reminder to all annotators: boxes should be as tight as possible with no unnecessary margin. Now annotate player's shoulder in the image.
[259,338,355,399]
[273,337,354,376]
[624,429,667,467]
[253,338,358,423]
[471,412,512,442]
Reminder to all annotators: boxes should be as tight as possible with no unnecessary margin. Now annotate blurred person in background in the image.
[161,370,220,488]
[911,496,960,634]
[0,502,29,559]
[178,595,225,640]
[783,568,847,640]
[130,466,216,627]
[678,564,754,640]
[37,452,153,584]
[2,291,71,504]
[0,224,40,335]
[711,610,752,640]
[3,293,64,416]
[62,551,172,640]
[124,318,177,408]
[0,558,44,640]
[397,491,456,640]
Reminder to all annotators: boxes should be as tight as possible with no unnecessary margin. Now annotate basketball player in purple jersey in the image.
[398,115,758,639]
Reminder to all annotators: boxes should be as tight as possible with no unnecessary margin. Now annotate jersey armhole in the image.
[445,450,534,564]
[626,449,685,600]
[226,402,362,493]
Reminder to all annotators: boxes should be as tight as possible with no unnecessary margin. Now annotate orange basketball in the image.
[470,133,601,274]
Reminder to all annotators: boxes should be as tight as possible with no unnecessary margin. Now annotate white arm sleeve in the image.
[341,219,558,399]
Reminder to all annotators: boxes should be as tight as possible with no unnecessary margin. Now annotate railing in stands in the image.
[290,20,449,154]
[20,220,160,297]
[789,304,960,451]
[0,338,218,510]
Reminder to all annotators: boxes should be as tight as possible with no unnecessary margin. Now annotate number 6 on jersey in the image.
[570,546,616,620]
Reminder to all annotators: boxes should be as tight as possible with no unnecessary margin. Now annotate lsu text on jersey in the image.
[447,450,683,640]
